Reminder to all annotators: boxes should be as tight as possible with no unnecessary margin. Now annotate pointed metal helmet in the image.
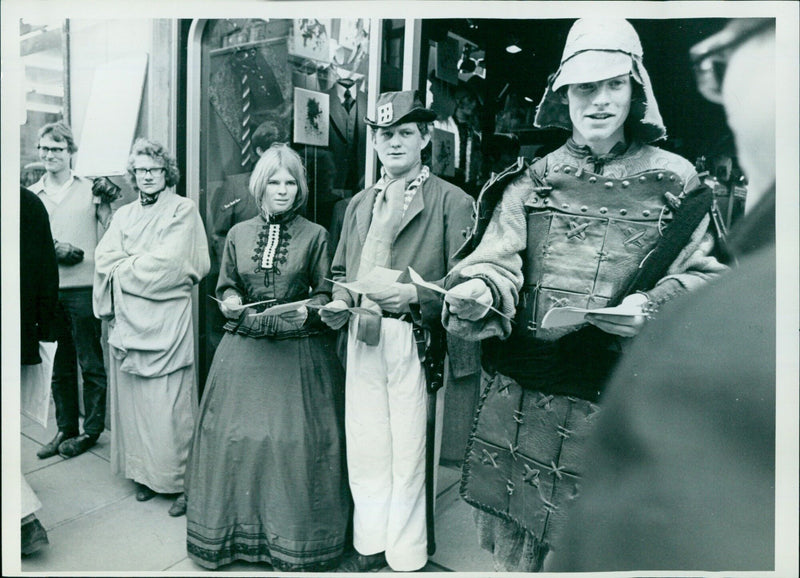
[534,18,667,143]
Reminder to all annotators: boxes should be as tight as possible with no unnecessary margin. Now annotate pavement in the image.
[20,403,495,574]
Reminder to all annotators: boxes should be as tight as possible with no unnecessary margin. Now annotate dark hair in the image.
[38,121,77,154]
[252,120,286,152]
[624,79,649,142]
[558,75,652,143]
[126,138,181,189]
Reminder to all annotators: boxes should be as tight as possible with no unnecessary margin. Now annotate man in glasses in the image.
[28,121,112,459]
[549,19,778,572]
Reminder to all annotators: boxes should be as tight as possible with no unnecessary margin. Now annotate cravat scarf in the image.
[355,178,406,345]
[139,191,161,206]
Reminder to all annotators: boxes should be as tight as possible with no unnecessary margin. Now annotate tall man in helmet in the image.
[443,19,726,571]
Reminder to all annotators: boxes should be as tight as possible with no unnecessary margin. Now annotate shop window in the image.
[196,18,373,382]
[19,18,68,187]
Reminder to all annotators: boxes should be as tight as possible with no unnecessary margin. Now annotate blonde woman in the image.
[184,144,349,571]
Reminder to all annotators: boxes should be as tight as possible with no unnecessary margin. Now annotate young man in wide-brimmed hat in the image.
[443,18,726,571]
[321,90,474,572]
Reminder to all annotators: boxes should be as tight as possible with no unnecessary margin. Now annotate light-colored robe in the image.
[94,189,210,492]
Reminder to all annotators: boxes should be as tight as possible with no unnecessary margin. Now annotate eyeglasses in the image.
[690,18,774,104]
[37,145,68,154]
[133,167,166,177]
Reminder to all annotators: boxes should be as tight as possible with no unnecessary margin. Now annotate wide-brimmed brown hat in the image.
[364,90,436,128]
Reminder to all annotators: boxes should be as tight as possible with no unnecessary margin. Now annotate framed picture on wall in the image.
[293,87,329,147]
[432,127,456,177]
[290,19,332,61]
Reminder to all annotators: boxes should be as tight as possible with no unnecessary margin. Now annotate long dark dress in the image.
[185,212,349,571]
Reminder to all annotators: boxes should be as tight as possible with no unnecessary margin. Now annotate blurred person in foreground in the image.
[442,18,727,571]
[93,138,210,517]
[20,186,59,555]
[548,18,777,572]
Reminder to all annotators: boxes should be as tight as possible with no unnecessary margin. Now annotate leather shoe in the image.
[336,551,387,573]
[168,494,186,517]
[58,433,98,459]
[36,431,76,459]
[135,483,157,502]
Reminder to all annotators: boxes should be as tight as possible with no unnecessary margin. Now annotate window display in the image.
[198,18,372,378]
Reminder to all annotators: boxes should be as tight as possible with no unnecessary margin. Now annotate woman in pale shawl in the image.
[93,138,210,516]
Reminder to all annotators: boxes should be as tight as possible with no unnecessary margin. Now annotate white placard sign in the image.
[74,53,148,177]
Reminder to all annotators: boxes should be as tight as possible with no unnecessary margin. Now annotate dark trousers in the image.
[52,287,107,436]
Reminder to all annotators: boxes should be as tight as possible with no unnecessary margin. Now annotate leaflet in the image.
[407,267,515,322]
[208,295,276,312]
[248,299,311,317]
[307,303,381,317]
[325,266,403,295]
[540,302,643,329]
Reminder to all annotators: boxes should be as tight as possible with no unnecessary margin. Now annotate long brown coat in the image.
[331,173,474,330]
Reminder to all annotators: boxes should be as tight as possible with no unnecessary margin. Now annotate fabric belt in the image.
[381,311,412,323]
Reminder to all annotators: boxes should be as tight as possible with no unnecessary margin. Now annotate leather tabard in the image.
[518,165,684,342]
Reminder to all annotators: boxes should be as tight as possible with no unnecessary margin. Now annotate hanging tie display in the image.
[240,73,253,169]
[229,47,289,172]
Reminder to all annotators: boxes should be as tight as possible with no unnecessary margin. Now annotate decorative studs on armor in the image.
[620,209,628,215]
[604,181,614,188]
[563,166,572,174]
[553,165,560,173]
[562,203,570,210]
[639,175,647,182]
[588,176,597,183]
[657,172,664,180]
[622,180,630,188]
[580,205,588,212]
[642,209,651,217]
[599,207,608,214]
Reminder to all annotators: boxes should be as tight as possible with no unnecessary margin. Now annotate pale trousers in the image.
[345,317,430,571]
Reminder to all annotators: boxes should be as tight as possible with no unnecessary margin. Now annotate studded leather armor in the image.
[482,161,691,400]
[518,164,684,341]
